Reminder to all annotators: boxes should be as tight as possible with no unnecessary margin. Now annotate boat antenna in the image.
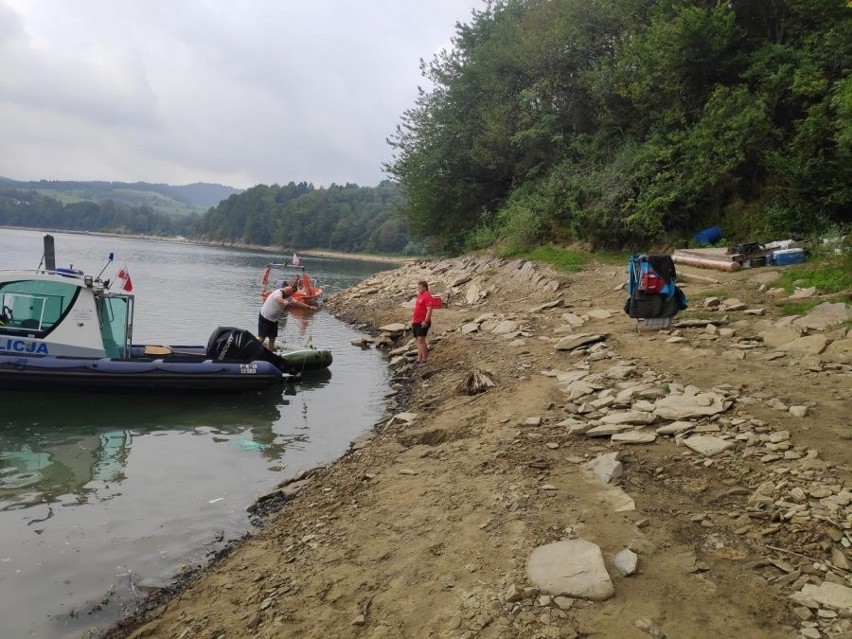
[96,252,115,280]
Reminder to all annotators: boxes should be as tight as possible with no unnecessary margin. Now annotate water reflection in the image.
[0,382,333,511]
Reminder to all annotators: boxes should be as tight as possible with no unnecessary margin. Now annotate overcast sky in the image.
[0,0,482,189]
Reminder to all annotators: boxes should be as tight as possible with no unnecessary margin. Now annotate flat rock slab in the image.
[555,333,606,351]
[824,338,852,364]
[611,432,657,444]
[586,423,636,437]
[527,539,614,601]
[789,582,852,615]
[379,323,407,333]
[656,421,695,435]
[600,410,656,425]
[683,434,735,457]
[791,302,851,331]
[492,320,520,334]
[653,393,727,420]
[777,334,828,355]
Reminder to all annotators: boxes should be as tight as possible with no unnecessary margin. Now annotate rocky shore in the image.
[109,254,850,639]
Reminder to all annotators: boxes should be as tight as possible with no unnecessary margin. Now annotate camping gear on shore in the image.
[694,226,722,245]
[624,254,687,330]
[769,248,807,266]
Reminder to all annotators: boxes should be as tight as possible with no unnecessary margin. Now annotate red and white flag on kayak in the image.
[292,253,301,266]
[117,265,133,292]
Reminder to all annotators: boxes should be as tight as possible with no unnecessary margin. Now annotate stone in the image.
[587,309,612,320]
[526,539,614,601]
[789,582,852,615]
[793,302,852,331]
[824,338,852,364]
[585,424,636,437]
[378,323,407,333]
[655,421,695,435]
[604,364,636,380]
[555,333,607,351]
[586,452,623,484]
[598,484,636,512]
[611,432,657,444]
[682,435,735,457]
[600,411,656,425]
[789,286,817,299]
[492,320,520,334]
[562,312,587,327]
[613,549,639,576]
[653,393,727,420]
[759,327,802,349]
[634,618,667,639]
[777,335,828,356]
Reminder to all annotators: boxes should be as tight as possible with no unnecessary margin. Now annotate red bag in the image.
[640,272,664,294]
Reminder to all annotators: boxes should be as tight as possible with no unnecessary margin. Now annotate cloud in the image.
[0,0,481,188]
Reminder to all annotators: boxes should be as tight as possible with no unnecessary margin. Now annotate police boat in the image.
[0,235,307,394]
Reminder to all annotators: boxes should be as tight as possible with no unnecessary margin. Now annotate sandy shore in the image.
[105,254,851,639]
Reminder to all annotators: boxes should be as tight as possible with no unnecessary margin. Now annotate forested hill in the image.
[386,0,851,252]
[0,178,241,214]
[0,180,413,254]
[193,181,413,254]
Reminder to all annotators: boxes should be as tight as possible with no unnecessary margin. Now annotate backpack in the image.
[624,254,687,319]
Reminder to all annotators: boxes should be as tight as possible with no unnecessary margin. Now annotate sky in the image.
[0,0,483,190]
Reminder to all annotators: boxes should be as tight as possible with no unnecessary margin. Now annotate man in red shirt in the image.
[412,280,435,366]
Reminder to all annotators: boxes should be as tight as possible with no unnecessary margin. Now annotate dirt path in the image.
[108,255,851,639]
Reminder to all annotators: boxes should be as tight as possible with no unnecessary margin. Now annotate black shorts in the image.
[258,314,278,340]
[412,322,430,337]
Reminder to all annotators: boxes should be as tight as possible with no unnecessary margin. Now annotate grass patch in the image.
[779,294,850,316]
[518,246,589,272]
[777,257,851,294]
[691,289,727,299]
[592,251,633,265]
[779,300,823,315]
[680,310,719,320]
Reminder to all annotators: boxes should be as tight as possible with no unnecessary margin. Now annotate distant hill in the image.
[0,178,243,216]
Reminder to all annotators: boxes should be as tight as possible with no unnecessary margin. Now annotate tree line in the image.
[0,188,198,236]
[0,181,417,255]
[386,0,851,252]
[190,181,413,254]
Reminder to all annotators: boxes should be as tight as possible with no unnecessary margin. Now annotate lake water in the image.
[0,229,396,639]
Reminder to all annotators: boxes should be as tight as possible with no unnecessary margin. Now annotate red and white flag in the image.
[292,253,301,266]
[117,266,133,292]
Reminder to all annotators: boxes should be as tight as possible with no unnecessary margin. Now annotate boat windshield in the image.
[0,279,79,336]
[97,295,133,359]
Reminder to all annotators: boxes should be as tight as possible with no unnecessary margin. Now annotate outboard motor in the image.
[206,327,295,374]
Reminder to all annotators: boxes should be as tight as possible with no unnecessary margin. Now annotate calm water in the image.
[0,229,396,639]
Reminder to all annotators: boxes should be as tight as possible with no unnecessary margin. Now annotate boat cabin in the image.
[0,271,133,359]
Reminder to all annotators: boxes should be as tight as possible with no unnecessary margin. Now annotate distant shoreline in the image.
[0,225,412,265]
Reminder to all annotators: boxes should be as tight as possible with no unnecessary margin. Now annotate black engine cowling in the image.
[206,327,294,374]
